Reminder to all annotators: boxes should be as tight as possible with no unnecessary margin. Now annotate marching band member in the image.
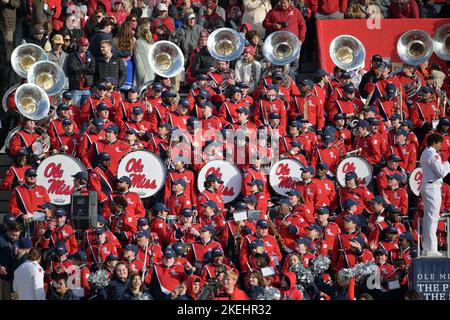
[0,149,32,191]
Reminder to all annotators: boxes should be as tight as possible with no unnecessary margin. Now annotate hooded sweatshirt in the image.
[280,272,303,300]
[186,275,204,300]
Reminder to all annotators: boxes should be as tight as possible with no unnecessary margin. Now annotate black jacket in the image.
[47,289,80,300]
[106,277,130,300]
[67,50,96,90]
[191,46,216,76]
[94,54,126,88]
[0,232,18,281]
[89,30,114,60]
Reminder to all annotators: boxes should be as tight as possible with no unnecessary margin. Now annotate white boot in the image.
[426,251,443,258]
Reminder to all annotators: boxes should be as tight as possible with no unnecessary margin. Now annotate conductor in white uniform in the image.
[419,133,450,257]
[13,248,46,300]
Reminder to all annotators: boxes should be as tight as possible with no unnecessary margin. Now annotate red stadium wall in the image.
[316,18,450,73]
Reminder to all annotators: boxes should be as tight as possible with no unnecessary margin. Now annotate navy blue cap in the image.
[72,171,88,181]
[385,225,398,234]
[132,106,143,115]
[345,171,358,181]
[197,74,210,81]
[313,68,330,79]
[206,174,223,183]
[18,237,33,249]
[211,247,223,258]
[162,90,176,98]
[96,103,108,112]
[269,112,281,119]
[402,119,414,130]
[399,232,414,242]
[316,162,329,170]
[16,149,28,157]
[333,113,346,121]
[278,198,292,206]
[198,90,210,99]
[390,114,402,121]
[322,134,333,143]
[96,82,107,90]
[340,71,351,79]
[94,227,106,235]
[128,86,138,93]
[287,189,301,197]
[25,168,37,176]
[201,224,215,234]
[105,125,119,133]
[290,120,302,128]
[439,118,450,126]
[62,91,72,100]
[234,202,247,211]
[55,208,66,217]
[272,71,283,79]
[247,179,264,187]
[158,122,172,130]
[421,86,433,94]
[343,198,359,209]
[385,204,401,214]
[118,176,132,185]
[307,224,321,232]
[72,251,87,261]
[387,154,401,162]
[250,239,264,249]
[172,178,187,188]
[55,245,68,256]
[171,242,184,255]
[105,254,120,262]
[92,118,104,129]
[104,76,118,85]
[357,120,370,128]
[375,248,388,256]
[97,215,107,225]
[256,219,269,228]
[385,83,396,93]
[367,117,379,126]
[266,84,279,92]
[152,82,164,92]
[2,214,16,226]
[387,174,401,181]
[230,86,243,93]
[153,202,170,212]
[38,202,54,210]
[98,152,111,161]
[290,140,302,148]
[237,81,249,88]
[57,103,69,111]
[62,118,73,126]
[364,105,378,114]
[123,244,138,253]
[300,79,315,87]
[370,195,386,205]
[343,214,359,223]
[236,107,250,115]
[343,83,356,93]
[302,166,314,174]
[201,101,213,109]
[396,129,408,137]
[138,218,149,225]
[316,207,330,215]
[137,230,151,238]
[202,200,218,210]
[180,208,193,217]
[295,237,311,247]
[179,98,190,109]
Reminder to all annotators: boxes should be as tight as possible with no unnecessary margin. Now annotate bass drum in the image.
[36,154,87,205]
[336,156,372,187]
[197,160,242,203]
[269,158,304,196]
[117,150,166,198]
[408,167,423,196]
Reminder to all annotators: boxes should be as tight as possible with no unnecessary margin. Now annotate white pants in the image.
[420,183,442,252]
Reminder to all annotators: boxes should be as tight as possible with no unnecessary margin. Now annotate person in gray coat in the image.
[173,12,202,67]
[0,0,20,64]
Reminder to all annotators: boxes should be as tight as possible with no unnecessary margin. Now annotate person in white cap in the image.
[420,133,450,257]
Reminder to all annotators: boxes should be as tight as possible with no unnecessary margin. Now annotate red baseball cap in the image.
[78,36,89,46]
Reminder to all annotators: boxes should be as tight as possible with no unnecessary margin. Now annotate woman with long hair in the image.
[133,18,155,86]
[122,274,153,300]
[113,21,136,90]
[106,262,131,299]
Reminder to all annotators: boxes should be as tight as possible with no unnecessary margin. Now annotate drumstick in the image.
[345,148,362,156]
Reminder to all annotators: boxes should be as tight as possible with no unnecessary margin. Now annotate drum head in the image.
[336,156,373,187]
[118,150,166,198]
[36,154,87,205]
[408,167,422,196]
[269,158,304,196]
[197,160,242,203]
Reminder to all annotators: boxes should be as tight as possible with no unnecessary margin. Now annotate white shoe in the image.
[426,251,443,257]
[421,250,429,257]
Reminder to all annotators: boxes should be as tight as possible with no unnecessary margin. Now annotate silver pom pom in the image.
[310,255,331,277]
[88,269,110,288]
[289,262,314,285]
[338,262,378,282]
[254,287,281,300]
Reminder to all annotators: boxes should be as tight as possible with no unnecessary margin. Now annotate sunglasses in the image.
[64,38,71,42]
[98,88,107,91]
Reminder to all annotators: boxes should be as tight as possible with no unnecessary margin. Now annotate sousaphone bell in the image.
[397,29,433,65]
[433,23,450,61]
[11,43,48,78]
[329,35,366,71]
[207,28,245,61]
[262,31,301,66]
[149,41,184,78]
[14,83,50,121]
[27,60,66,96]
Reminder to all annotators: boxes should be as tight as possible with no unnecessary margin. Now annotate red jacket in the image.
[263,4,306,42]
[197,189,225,217]
[9,184,51,218]
[149,103,176,132]
[253,97,287,131]
[0,165,31,191]
[313,177,337,211]
[188,239,223,265]
[409,101,440,128]
[166,192,192,216]
[310,144,341,174]
[280,272,303,300]
[88,166,115,204]
[289,94,325,130]
[354,133,382,166]
[86,139,131,175]
[338,186,374,215]
[110,190,146,219]
[163,169,198,208]
[218,99,247,125]
[382,187,409,216]
[166,111,190,131]
[9,129,39,156]
[389,142,417,174]
[80,96,113,124]
[42,223,78,254]
[240,234,282,269]
[310,0,347,14]
[388,0,420,18]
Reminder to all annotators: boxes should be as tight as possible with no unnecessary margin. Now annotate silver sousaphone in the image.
[433,23,450,61]
[11,43,49,78]
[207,27,246,61]
[149,41,184,78]
[397,29,433,65]
[27,60,66,96]
[329,35,366,71]
[262,31,301,66]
